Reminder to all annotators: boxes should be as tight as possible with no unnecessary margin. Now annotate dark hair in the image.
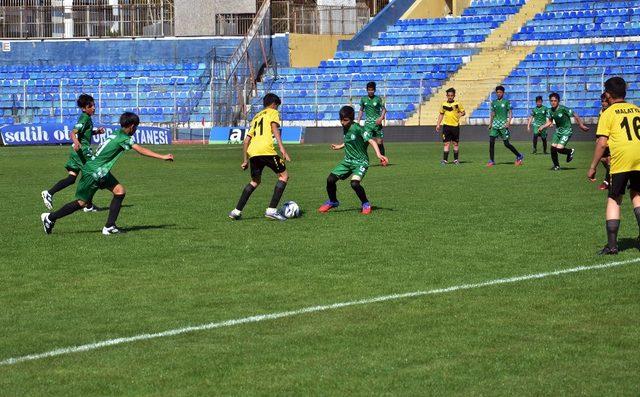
[600,92,608,100]
[604,77,626,99]
[495,85,505,92]
[339,105,355,121]
[446,87,456,94]
[77,94,94,108]
[535,95,543,101]
[549,92,560,101]
[366,81,376,90]
[119,112,140,128]
[263,93,282,108]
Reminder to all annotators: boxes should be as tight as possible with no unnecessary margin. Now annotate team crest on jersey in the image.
[350,134,355,140]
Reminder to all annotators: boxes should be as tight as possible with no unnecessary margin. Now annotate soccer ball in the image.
[282,201,301,218]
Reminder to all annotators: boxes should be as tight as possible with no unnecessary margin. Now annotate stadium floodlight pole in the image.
[418,77,423,126]
[563,69,568,103]
[59,79,64,123]
[314,75,319,127]
[601,67,605,90]
[526,72,530,108]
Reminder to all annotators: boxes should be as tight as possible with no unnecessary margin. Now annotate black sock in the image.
[327,174,338,202]
[48,174,76,196]
[606,219,620,249]
[533,135,538,150]
[105,194,125,227]
[454,150,459,161]
[350,180,369,204]
[49,201,82,222]
[551,147,560,167]
[504,140,520,157]
[379,143,385,156]
[443,151,449,161]
[235,184,256,211]
[489,137,496,162]
[269,180,287,209]
[542,138,548,152]
[634,207,640,235]
[557,147,571,155]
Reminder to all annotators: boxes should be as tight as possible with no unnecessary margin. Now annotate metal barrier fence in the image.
[0,0,173,39]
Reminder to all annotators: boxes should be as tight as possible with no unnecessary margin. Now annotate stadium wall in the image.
[303,125,598,143]
[174,0,256,36]
[402,0,453,19]
[289,34,352,67]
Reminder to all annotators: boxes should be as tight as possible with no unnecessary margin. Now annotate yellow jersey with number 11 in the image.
[247,107,281,158]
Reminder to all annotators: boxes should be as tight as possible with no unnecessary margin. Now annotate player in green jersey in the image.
[41,112,174,235]
[357,81,387,156]
[537,92,589,171]
[527,96,550,154]
[318,105,388,215]
[487,86,524,167]
[41,94,105,212]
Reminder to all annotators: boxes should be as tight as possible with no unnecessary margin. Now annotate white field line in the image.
[2,257,639,367]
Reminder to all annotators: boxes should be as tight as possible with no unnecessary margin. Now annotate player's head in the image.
[366,81,376,97]
[603,76,627,101]
[446,87,456,101]
[263,93,281,109]
[495,86,505,99]
[77,94,95,115]
[120,111,140,135]
[549,93,560,108]
[535,95,543,105]
[339,105,355,128]
[600,92,609,110]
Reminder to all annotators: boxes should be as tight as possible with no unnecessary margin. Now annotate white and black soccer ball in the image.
[281,201,301,218]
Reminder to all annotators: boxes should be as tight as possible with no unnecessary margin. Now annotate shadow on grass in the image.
[66,223,182,234]
[89,204,134,212]
[328,206,396,213]
[617,238,639,253]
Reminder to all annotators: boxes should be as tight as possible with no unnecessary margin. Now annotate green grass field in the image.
[1,141,639,395]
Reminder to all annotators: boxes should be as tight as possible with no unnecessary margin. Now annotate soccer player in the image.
[318,105,388,215]
[41,94,105,212]
[527,95,550,154]
[538,93,589,171]
[435,87,465,165]
[487,86,524,167]
[597,93,611,190]
[228,93,291,221]
[357,81,387,156]
[41,112,174,235]
[587,77,640,254]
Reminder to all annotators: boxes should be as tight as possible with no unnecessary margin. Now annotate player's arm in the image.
[357,108,364,124]
[272,122,291,162]
[132,144,174,161]
[367,138,388,165]
[92,127,106,135]
[506,108,513,129]
[241,134,252,170]
[526,115,533,132]
[376,105,387,126]
[330,143,345,150]
[435,113,444,133]
[488,109,494,131]
[573,112,590,132]
[70,128,82,151]
[538,118,553,132]
[588,136,609,181]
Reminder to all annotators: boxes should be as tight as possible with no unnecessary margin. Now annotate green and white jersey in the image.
[343,123,372,165]
[549,105,574,134]
[491,99,511,129]
[531,105,550,126]
[70,112,94,155]
[84,129,135,180]
[360,95,385,126]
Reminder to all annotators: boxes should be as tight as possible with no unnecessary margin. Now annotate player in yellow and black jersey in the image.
[435,87,465,165]
[588,77,640,254]
[229,93,291,221]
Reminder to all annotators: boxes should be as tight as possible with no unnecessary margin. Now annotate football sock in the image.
[48,174,77,196]
[542,138,548,152]
[269,180,287,209]
[606,219,620,249]
[443,151,449,161]
[106,194,125,227]
[634,207,640,233]
[453,150,459,161]
[503,140,520,157]
[551,147,560,167]
[489,137,496,162]
[49,201,82,221]
[557,147,571,155]
[235,184,256,211]
[379,143,386,156]
[327,173,339,202]
[350,180,369,204]
[533,135,538,150]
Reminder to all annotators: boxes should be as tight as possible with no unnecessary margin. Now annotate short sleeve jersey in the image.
[531,105,550,126]
[70,112,94,155]
[549,105,574,132]
[491,99,511,129]
[343,123,373,165]
[247,108,281,158]
[596,102,640,174]
[440,100,465,127]
[83,129,135,180]
[360,95,385,125]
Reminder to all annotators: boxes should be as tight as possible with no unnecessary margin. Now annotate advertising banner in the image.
[209,126,303,144]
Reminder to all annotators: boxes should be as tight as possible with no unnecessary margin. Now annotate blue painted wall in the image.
[338,0,417,51]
